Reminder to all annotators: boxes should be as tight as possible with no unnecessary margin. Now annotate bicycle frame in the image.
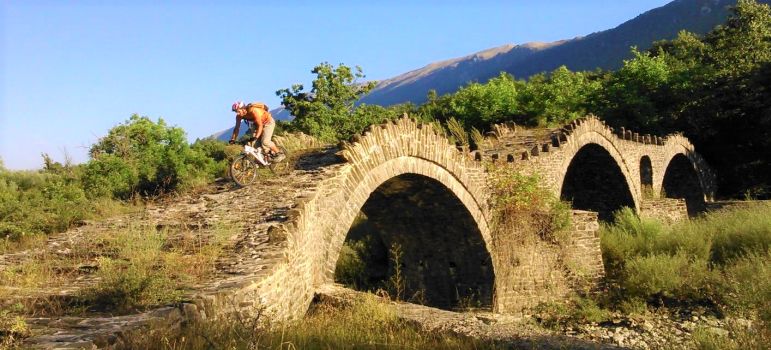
[244,144,269,166]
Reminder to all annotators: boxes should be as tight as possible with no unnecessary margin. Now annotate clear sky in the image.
[1,0,671,170]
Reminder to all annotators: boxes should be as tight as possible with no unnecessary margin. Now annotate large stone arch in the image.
[255,117,494,320]
[328,157,495,308]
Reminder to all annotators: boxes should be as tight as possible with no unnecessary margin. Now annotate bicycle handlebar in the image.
[236,137,257,146]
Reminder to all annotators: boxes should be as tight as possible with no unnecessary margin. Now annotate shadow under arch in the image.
[334,173,495,310]
[560,143,636,221]
[662,154,706,216]
[640,156,653,189]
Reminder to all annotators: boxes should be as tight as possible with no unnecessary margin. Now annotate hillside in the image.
[360,0,765,106]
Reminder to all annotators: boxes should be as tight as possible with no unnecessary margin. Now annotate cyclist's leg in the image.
[261,122,278,153]
[261,122,284,161]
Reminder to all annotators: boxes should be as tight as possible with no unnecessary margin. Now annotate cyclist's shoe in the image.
[273,153,286,162]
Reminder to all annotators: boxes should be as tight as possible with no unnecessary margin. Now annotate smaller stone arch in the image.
[551,118,642,214]
[655,135,717,204]
[560,143,637,221]
[640,155,653,198]
[662,154,707,216]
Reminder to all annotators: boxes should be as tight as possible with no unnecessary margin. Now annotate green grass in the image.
[77,224,233,313]
[600,203,771,314]
[597,203,771,348]
[0,166,139,245]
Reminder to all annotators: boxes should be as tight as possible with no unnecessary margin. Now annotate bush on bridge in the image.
[488,166,571,245]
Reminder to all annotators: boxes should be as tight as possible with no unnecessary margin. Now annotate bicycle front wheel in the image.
[230,154,259,186]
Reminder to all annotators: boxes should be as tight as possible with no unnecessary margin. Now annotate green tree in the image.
[447,72,524,129]
[704,0,771,78]
[598,0,771,197]
[592,49,677,132]
[277,62,378,142]
[518,66,601,126]
[84,115,216,199]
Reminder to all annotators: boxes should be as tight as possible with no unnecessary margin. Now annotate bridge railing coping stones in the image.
[472,114,708,166]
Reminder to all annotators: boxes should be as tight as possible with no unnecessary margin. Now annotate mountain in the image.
[360,0,768,106]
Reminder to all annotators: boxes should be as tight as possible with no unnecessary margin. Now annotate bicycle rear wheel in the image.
[230,154,259,186]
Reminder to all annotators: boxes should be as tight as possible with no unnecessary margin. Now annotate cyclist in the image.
[229,101,285,162]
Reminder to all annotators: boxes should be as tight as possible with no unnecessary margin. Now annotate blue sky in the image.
[1,0,671,170]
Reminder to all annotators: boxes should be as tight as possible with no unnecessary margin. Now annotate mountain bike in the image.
[229,139,289,186]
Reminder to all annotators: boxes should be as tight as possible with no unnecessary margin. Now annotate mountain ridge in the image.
[359,0,765,107]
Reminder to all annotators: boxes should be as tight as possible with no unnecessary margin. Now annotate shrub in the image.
[600,203,771,318]
[334,241,367,289]
[0,167,110,239]
[488,166,571,244]
[705,203,771,265]
[719,252,771,317]
[85,115,219,199]
[623,251,719,303]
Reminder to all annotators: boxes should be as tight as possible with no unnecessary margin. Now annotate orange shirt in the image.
[247,104,272,125]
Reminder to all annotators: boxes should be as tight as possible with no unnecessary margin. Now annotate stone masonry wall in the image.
[493,210,604,313]
[564,210,605,285]
[640,198,689,223]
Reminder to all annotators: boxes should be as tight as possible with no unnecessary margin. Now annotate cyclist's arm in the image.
[230,116,242,142]
[254,118,264,139]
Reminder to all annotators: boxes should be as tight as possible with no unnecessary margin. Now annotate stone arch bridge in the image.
[19,115,719,348]
[197,115,716,322]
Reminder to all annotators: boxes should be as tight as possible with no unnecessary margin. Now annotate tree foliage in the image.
[84,114,217,199]
[277,62,379,142]
[595,0,771,198]
[404,0,770,198]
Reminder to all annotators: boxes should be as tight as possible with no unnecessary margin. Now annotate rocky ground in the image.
[318,284,754,350]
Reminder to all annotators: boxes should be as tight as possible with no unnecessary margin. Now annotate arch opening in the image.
[662,154,705,216]
[640,156,653,198]
[334,173,494,310]
[561,144,636,221]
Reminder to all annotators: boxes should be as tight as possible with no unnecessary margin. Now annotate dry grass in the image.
[0,222,237,347]
[126,294,502,350]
